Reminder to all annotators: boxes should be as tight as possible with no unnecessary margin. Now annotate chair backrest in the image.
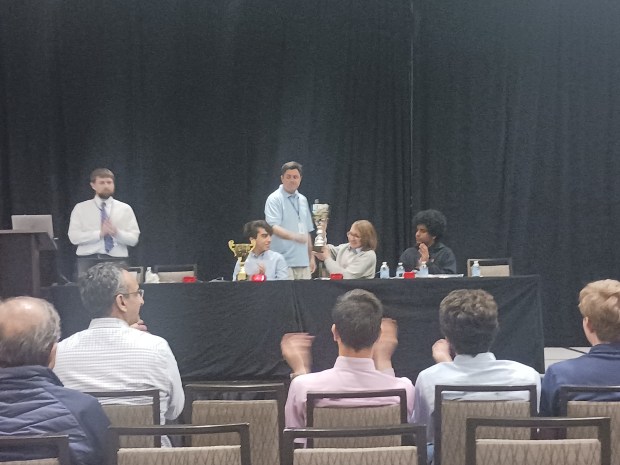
[466,258,513,277]
[152,264,197,282]
[107,424,251,465]
[0,435,71,465]
[465,416,611,465]
[560,385,620,465]
[435,384,537,465]
[86,390,160,448]
[306,389,408,448]
[282,424,427,465]
[185,382,285,465]
[127,266,145,284]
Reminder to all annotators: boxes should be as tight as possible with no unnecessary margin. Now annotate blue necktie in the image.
[101,202,114,253]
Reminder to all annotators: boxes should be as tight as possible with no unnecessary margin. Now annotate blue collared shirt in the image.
[265,185,314,267]
[232,249,289,281]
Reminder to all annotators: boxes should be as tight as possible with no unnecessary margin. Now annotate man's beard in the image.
[98,192,112,200]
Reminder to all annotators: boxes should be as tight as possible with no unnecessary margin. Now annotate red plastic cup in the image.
[330,273,344,280]
[403,271,416,279]
[182,276,197,283]
[251,274,267,282]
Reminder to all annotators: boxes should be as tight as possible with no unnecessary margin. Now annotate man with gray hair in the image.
[53,263,184,439]
[0,297,109,464]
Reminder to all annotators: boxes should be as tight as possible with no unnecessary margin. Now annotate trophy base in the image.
[313,245,324,252]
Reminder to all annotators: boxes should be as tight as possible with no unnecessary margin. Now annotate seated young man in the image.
[413,289,541,455]
[541,279,620,416]
[233,220,288,280]
[281,289,414,429]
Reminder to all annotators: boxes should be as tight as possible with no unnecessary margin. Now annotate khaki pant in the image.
[288,266,312,280]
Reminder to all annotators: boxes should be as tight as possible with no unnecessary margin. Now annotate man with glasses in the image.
[54,263,184,438]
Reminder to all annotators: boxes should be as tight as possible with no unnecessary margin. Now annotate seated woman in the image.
[314,220,377,279]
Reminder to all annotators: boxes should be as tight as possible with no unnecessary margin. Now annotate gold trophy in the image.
[312,200,330,277]
[228,240,255,281]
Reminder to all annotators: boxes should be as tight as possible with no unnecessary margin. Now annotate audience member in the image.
[399,209,456,274]
[54,263,184,442]
[313,220,377,279]
[233,220,288,280]
[413,289,541,448]
[281,289,414,429]
[0,297,109,465]
[541,279,620,415]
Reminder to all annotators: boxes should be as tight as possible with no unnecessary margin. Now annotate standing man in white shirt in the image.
[68,168,140,276]
[54,262,184,440]
[265,161,315,279]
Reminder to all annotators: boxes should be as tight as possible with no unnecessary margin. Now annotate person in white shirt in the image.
[413,289,541,460]
[232,220,289,281]
[54,262,184,441]
[68,168,140,275]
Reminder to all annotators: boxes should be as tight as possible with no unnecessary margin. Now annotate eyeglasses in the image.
[121,289,144,298]
[347,231,361,238]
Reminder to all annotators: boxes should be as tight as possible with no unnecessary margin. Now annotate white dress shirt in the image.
[54,318,184,422]
[412,352,541,442]
[68,196,140,257]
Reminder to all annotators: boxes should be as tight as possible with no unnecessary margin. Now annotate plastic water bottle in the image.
[417,261,429,277]
[379,262,390,279]
[144,267,160,283]
[471,260,481,277]
[396,262,405,278]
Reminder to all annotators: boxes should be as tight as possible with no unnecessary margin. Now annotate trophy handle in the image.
[228,240,236,254]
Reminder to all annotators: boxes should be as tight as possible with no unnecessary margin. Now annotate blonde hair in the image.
[579,279,620,343]
[352,220,378,251]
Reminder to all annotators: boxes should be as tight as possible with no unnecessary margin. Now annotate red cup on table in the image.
[403,271,416,279]
[251,274,267,282]
[182,276,197,283]
[330,273,344,280]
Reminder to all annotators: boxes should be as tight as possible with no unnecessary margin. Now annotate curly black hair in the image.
[413,209,447,240]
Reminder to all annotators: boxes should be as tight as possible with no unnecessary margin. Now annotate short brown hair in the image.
[332,289,383,351]
[439,289,499,355]
[281,161,302,176]
[351,220,378,251]
[243,220,273,239]
[90,168,115,182]
[579,279,620,343]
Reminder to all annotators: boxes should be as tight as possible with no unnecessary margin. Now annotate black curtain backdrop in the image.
[1,0,619,346]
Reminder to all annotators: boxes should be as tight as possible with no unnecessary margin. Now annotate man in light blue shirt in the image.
[232,220,289,281]
[265,161,315,279]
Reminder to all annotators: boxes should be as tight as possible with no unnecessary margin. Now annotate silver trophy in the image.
[312,200,330,252]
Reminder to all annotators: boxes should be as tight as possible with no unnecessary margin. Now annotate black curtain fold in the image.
[2,0,620,345]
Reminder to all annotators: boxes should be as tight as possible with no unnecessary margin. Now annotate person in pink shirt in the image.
[281,289,414,429]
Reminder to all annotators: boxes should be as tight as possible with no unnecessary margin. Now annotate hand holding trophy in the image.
[229,240,255,281]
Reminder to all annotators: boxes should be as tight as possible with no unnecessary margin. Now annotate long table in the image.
[49,276,545,383]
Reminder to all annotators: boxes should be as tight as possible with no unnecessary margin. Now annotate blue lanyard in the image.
[288,195,300,219]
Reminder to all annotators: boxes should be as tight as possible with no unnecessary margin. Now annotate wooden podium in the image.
[0,231,57,298]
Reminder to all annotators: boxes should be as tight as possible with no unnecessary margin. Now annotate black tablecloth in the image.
[49,276,545,382]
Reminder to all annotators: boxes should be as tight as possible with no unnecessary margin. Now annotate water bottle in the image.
[144,267,160,283]
[379,262,390,279]
[471,260,481,277]
[417,261,429,277]
[396,262,405,278]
